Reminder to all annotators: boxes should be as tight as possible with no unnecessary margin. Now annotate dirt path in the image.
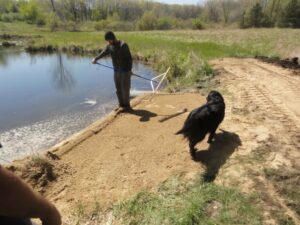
[43,93,206,217]
[211,58,300,224]
[16,58,299,224]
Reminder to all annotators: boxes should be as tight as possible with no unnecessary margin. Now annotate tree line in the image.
[204,0,300,28]
[0,0,299,30]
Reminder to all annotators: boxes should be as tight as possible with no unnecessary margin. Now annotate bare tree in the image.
[220,0,230,24]
[63,0,79,21]
[205,0,221,22]
[269,0,282,21]
[50,0,56,12]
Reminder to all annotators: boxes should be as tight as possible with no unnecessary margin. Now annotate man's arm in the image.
[92,45,110,64]
[0,166,61,225]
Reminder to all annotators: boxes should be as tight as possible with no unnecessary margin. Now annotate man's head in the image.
[105,31,116,45]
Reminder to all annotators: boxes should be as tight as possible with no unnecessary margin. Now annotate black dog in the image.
[176,91,225,158]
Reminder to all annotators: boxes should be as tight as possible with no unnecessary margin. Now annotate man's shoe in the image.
[121,106,133,112]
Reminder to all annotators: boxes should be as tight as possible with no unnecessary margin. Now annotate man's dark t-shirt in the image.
[95,41,132,72]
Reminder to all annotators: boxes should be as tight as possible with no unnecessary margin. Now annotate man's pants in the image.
[114,71,131,108]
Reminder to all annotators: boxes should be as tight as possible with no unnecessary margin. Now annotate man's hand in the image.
[91,58,97,64]
[39,201,61,225]
[0,166,61,225]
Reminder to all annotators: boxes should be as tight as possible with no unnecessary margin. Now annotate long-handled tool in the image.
[95,62,157,83]
[95,62,170,93]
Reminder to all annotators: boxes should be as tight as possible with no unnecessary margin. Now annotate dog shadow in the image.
[127,109,157,122]
[193,129,241,182]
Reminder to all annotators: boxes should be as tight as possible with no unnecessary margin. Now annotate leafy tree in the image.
[157,17,174,30]
[249,3,264,27]
[94,20,108,31]
[46,12,60,31]
[137,11,158,30]
[240,3,273,28]
[280,0,300,27]
[193,18,204,29]
[8,2,19,13]
[19,0,43,24]
[91,8,108,21]
[0,0,11,14]
[267,0,282,22]
[1,0,299,30]
[117,0,143,21]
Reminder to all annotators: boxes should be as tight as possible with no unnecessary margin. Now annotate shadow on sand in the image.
[193,129,242,182]
[159,108,188,123]
[127,109,157,122]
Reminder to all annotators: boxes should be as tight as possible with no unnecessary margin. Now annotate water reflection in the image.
[29,53,37,65]
[52,54,75,92]
[0,50,8,67]
[0,51,155,162]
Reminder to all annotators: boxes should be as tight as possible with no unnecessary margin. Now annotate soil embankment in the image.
[10,58,300,224]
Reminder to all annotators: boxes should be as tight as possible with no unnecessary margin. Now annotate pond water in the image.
[0,50,155,163]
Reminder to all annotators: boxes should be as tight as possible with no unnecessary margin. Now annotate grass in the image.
[22,155,56,189]
[264,168,300,218]
[64,175,263,225]
[1,22,300,89]
[69,200,102,225]
[2,22,299,58]
[62,176,263,225]
[114,176,263,225]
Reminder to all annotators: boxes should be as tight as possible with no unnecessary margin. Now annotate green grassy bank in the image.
[70,176,263,225]
[115,177,262,225]
[1,22,299,90]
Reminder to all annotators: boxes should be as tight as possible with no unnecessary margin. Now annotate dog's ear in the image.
[218,93,225,103]
[207,91,213,101]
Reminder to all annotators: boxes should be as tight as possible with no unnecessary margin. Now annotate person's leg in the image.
[121,71,131,108]
[114,72,124,107]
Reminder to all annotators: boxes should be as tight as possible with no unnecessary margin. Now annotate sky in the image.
[155,0,201,5]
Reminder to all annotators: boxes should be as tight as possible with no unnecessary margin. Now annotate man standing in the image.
[92,31,133,110]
